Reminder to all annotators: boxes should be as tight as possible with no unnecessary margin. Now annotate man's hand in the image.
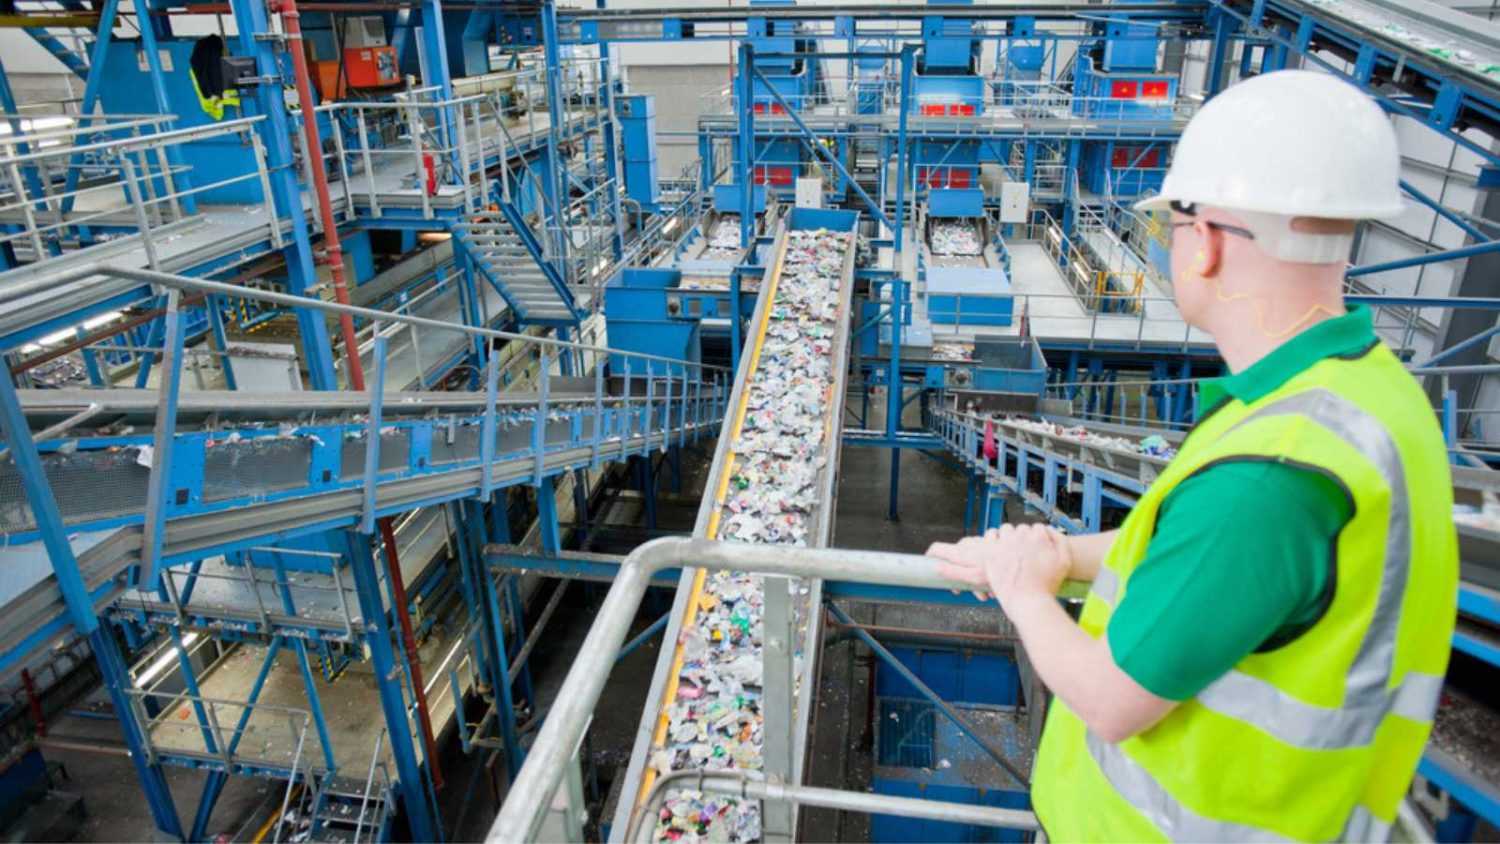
[927,523,1072,611]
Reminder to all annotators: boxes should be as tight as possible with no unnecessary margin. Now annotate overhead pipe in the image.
[270,0,446,791]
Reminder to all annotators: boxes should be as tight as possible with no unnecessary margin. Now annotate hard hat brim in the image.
[1133,195,1172,214]
[1131,194,1405,220]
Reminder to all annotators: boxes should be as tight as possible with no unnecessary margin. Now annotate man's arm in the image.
[927,462,1347,742]
[929,525,1174,741]
[1061,529,1115,583]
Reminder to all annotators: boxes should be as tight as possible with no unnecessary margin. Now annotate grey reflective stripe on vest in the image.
[1191,388,1435,750]
[1343,805,1393,842]
[1085,730,1292,842]
[1091,566,1120,607]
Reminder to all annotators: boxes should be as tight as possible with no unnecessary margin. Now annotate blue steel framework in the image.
[2,0,1500,840]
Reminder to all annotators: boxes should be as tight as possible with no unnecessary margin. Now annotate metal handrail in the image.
[627,770,1037,843]
[353,727,388,843]
[487,536,1075,841]
[27,263,730,376]
[0,114,265,167]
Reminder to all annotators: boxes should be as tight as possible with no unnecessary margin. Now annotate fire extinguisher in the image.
[983,418,998,463]
[422,152,437,197]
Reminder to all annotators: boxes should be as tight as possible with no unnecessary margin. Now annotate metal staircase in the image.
[304,766,396,843]
[16,0,93,81]
[453,209,581,328]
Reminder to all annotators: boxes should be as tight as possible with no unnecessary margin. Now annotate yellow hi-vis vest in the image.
[1031,339,1458,842]
[190,69,241,121]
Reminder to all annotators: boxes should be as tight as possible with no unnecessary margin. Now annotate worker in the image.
[929,69,1458,842]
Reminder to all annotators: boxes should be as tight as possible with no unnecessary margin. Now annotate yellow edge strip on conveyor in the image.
[634,232,790,809]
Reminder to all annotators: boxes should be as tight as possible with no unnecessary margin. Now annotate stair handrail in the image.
[273,716,312,844]
[353,726,388,843]
[484,96,567,265]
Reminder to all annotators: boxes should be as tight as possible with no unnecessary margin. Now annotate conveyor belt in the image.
[1273,0,1500,96]
[0,381,726,682]
[938,409,1500,580]
[610,214,858,842]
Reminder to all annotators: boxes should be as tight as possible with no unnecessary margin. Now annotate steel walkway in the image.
[0,377,728,682]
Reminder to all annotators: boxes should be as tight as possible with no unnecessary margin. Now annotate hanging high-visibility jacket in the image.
[189,35,240,121]
[190,69,241,121]
[1031,338,1458,842]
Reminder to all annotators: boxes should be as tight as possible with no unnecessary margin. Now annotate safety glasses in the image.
[1167,200,1256,245]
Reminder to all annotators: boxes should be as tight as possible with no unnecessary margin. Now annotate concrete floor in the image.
[39,692,280,843]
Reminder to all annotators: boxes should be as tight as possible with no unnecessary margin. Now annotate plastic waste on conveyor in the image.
[1298,0,1500,81]
[700,215,745,262]
[997,415,1177,459]
[636,224,856,843]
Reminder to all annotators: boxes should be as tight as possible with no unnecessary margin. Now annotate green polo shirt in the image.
[1106,306,1376,701]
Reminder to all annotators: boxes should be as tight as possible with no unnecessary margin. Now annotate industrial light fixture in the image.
[133,632,201,688]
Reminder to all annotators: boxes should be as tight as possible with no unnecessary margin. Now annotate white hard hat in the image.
[1136,70,1404,262]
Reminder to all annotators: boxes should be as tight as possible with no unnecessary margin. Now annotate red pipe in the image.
[270,0,363,393]
[270,0,446,790]
[21,669,45,737]
[378,516,445,789]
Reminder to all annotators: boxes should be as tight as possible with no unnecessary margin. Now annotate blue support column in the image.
[572,467,591,546]
[418,0,457,173]
[737,43,755,248]
[229,0,338,390]
[893,45,914,252]
[887,279,905,521]
[503,572,535,713]
[1205,9,1238,99]
[59,0,120,222]
[635,456,658,530]
[537,474,562,555]
[190,772,230,842]
[0,375,184,838]
[77,326,105,387]
[133,0,196,215]
[343,532,441,842]
[597,26,625,260]
[983,489,1007,531]
[464,500,524,781]
[0,61,50,214]
[133,310,163,389]
[207,296,237,391]
[541,0,568,242]
[268,556,338,772]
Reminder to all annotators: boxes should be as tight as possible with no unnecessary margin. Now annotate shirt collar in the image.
[1197,305,1377,418]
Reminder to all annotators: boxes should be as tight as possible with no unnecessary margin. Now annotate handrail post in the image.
[360,330,389,534]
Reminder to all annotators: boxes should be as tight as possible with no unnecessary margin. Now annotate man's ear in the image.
[1194,221,1224,278]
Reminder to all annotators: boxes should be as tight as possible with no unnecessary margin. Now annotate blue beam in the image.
[737,42,756,249]
[747,63,893,234]
[1347,239,1500,278]
[1401,179,1490,244]
[542,0,567,238]
[0,376,185,836]
[344,532,441,841]
[134,0,196,215]
[229,0,338,390]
